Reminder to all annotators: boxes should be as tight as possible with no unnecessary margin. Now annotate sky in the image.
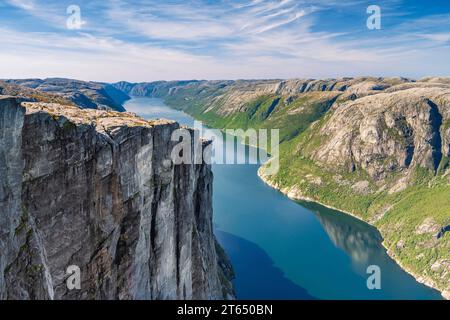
[0,0,449,82]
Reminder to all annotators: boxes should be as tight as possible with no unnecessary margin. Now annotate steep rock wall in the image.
[0,97,233,300]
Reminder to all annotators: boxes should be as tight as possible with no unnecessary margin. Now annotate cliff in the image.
[0,97,233,300]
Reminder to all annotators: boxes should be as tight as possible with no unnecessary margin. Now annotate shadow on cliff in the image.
[215,230,316,300]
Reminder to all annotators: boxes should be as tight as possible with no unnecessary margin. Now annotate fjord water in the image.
[125,97,442,300]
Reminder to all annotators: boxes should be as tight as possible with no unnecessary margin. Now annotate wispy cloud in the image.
[418,33,450,43]
[104,0,315,41]
[4,0,68,29]
[6,0,35,10]
[0,0,449,81]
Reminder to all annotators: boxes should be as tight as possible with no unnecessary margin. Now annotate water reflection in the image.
[300,201,382,266]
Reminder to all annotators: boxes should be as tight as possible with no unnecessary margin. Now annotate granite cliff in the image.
[0,96,233,300]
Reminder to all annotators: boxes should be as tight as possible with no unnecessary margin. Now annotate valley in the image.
[116,78,450,299]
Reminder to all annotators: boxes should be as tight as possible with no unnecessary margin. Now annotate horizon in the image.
[3,75,448,84]
[0,0,449,81]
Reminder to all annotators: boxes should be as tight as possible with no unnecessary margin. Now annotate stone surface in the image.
[0,97,233,300]
[311,86,450,181]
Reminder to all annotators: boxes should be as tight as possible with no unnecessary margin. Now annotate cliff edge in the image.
[0,97,233,300]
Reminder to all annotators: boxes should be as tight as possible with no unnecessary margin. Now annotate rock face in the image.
[0,97,233,300]
[311,87,450,180]
[113,80,200,98]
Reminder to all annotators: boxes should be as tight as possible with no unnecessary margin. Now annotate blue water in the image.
[125,97,443,300]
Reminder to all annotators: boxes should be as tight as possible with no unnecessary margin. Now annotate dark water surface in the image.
[125,97,442,300]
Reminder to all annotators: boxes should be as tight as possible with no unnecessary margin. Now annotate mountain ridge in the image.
[3,78,128,112]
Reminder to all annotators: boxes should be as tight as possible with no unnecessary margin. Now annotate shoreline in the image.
[257,166,449,300]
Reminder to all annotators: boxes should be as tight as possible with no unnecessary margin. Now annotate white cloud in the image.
[1,0,450,81]
[105,0,316,41]
[418,33,450,43]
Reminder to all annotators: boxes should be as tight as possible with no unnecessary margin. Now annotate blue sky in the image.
[0,0,449,81]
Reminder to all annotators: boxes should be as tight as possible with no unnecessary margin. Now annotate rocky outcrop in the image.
[311,87,450,180]
[0,97,233,300]
[4,79,128,112]
[0,81,73,106]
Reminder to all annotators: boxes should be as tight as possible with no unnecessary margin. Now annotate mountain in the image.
[113,80,201,98]
[0,80,74,105]
[4,78,129,112]
[0,96,234,299]
[113,77,450,299]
